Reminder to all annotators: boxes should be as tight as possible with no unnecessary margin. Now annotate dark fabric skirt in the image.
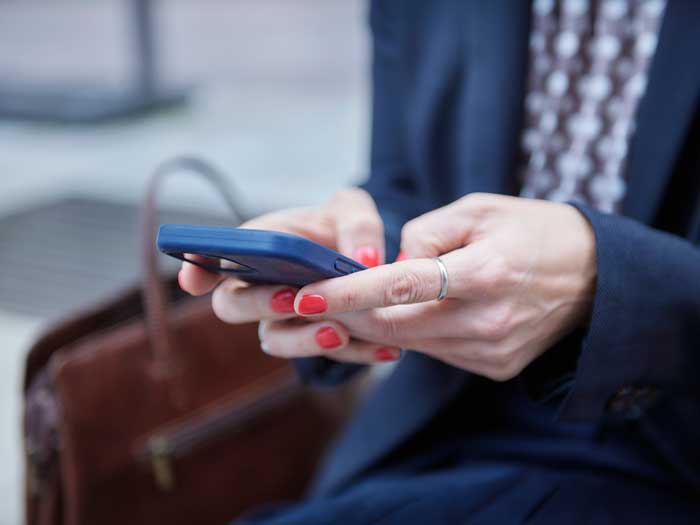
[238,378,699,524]
[237,462,699,525]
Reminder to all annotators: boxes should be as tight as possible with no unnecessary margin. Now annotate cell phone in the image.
[157,224,367,287]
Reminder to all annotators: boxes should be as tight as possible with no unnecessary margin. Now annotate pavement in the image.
[0,1,367,522]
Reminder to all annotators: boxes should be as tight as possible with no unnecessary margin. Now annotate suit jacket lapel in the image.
[623,0,700,224]
[455,0,531,198]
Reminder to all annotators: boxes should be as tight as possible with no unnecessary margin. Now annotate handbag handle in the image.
[140,156,244,375]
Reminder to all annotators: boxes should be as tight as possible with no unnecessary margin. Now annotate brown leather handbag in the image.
[23,159,349,525]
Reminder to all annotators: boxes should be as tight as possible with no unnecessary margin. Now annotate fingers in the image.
[242,190,385,263]
[294,258,445,315]
[326,188,385,267]
[178,207,335,298]
[240,207,338,248]
[399,193,501,258]
[211,282,300,323]
[258,319,402,363]
[329,300,514,346]
[178,187,385,301]
[259,319,349,358]
[179,255,224,296]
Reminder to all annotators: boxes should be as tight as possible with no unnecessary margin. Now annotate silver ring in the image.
[434,256,449,301]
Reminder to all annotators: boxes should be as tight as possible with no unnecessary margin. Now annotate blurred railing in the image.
[0,0,186,123]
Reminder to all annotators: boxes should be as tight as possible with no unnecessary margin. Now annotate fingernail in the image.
[298,294,327,315]
[177,269,185,290]
[316,327,342,349]
[271,288,296,313]
[374,347,402,361]
[353,246,379,267]
[395,250,407,262]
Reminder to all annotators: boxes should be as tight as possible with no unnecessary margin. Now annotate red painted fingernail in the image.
[298,294,327,315]
[353,246,379,267]
[270,288,296,313]
[395,250,407,262]
[375,347,402,361]
[316,327,342,349]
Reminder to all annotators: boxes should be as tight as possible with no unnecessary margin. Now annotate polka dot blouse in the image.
[518,0,666,213]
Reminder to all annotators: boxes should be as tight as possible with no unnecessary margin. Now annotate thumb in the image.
[327,188,385,267]
[399,195,480,259]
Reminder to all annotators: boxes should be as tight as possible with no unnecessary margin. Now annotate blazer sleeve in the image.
[294,0,428,386]
[552,204,700,485]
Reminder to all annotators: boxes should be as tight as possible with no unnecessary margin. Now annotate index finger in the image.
[326,188,385,265]
[294,258,445,315]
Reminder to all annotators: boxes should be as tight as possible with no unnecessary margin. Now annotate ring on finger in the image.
[434,256,449,301]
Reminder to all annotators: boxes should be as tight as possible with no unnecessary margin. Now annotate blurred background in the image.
[0,0,368,522]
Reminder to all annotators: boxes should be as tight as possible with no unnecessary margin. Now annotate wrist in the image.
[566,204,598,322]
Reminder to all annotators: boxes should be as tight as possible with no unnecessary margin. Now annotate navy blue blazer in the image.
[294,0,700,503]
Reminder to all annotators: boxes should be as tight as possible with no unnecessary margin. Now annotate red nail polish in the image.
[270,288,296,313]
[395,250,407,262]
[375,347,401,361]
[316,327,342,349]
[353,246,379,267]
[298,294,327,315]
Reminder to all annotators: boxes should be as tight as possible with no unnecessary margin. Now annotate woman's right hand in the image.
[178,188,401,363]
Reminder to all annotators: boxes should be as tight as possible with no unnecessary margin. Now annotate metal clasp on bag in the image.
[147,436,175,492]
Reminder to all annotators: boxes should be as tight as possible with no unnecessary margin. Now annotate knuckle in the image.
[400,220,420,240]
[475,312,512,341]
[474,254,511,290]
[461,192,483,206]
[400,221,442,257]
[461,192,487,214]
[462,192,497,210]
[401,220,439,250]
[475,321,503,341]
[374,308,402,341]
[385,270,424,305]
[460,193,505,222]
[338,288,360,312]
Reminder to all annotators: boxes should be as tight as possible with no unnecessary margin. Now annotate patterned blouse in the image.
[518,0,666,212]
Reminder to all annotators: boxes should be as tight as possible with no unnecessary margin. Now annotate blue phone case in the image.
[157,224,367,287]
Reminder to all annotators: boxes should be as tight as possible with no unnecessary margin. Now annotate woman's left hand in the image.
[260,193,598,381]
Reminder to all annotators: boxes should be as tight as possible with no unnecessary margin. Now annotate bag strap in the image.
[140,156,243,375]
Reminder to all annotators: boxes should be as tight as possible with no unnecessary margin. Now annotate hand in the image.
[178,188,403,363]
[264,194,597,380]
